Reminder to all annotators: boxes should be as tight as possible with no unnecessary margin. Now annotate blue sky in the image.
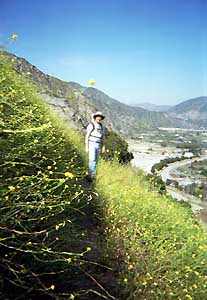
[0,0,206,105]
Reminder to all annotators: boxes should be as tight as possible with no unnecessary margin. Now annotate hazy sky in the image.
[0,0,206,105]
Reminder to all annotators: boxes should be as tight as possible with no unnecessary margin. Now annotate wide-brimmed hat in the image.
[93,111,105,120]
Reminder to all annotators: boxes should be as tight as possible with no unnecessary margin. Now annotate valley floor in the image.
[127,140,179,173]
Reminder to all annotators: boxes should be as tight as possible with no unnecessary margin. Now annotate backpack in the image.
[88,122,104,139]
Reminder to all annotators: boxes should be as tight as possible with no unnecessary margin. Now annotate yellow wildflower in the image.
[64,172,74,179]
[185,295,192,300]
[143,280,147,286]
[8,185,15,191]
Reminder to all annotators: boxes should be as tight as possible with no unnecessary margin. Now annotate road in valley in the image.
[159,156,207,229]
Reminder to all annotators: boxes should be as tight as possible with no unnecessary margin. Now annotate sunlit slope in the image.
[1,53,207,300]
[96,161,207,300]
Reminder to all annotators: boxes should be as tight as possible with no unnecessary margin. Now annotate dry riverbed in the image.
[127,140,180,173]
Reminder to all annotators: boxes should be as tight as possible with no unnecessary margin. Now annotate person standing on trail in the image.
[85,111,105,181]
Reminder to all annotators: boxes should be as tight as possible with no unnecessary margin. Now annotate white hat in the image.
[93,111,105,120]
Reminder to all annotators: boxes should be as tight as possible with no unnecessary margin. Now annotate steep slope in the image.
[1,52,207,300]
[0,52,123,300]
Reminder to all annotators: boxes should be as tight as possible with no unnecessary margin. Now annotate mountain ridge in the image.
[3,51,173,136]
[3,51,207,134]
[168,96,207,128]
[130,102,172,112]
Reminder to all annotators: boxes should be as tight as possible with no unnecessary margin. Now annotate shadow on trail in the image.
[56,175,124,300]
[0,151,125,300]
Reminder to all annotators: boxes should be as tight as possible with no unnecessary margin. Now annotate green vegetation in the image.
[1,53,207,300]
[176,141,202,156]
[96,162,207,300]
[104,129,134,163]
[0,54,121,299]
[178,161,207,200]
[179,160,207,178]
[151,156,185,173]
[146,173,167,195]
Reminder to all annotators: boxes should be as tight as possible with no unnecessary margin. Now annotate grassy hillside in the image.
[1,53,207,300]
[0,53,121,299]
[96,162,207,300]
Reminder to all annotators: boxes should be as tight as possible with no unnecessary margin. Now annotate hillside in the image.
[0,52,123,300]
[3,51,174,136]
[1,50,207,300]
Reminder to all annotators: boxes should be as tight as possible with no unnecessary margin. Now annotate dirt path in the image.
[63,179,124,300]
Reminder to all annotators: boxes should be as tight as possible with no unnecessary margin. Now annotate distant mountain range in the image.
[3,51,207,136]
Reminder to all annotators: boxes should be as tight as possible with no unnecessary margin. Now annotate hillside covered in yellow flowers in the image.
[0,53,207,300]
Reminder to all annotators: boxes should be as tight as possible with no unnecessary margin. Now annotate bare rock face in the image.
[42,93,94,130]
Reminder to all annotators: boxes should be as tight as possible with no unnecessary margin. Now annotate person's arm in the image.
[101,127,105,153]
[85,132,90,153]
[101,140,106,153]
[85,123,93,153]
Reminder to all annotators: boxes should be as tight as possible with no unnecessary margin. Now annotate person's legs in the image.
[88,141,100,179]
